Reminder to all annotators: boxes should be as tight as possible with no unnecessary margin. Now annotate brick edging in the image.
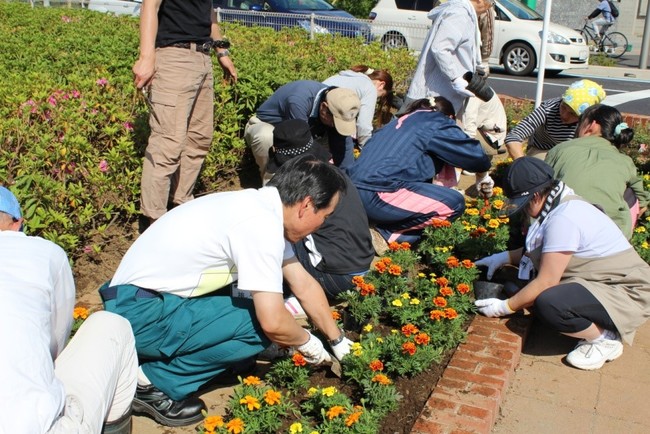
[410,315,532,434]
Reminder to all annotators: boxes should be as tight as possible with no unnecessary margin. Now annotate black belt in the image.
[167,42,213,54]
[100,286,160,302]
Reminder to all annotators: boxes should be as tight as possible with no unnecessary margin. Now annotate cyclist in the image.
[586,0,615,41]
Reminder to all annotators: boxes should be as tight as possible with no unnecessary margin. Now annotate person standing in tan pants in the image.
[133,0,237,229]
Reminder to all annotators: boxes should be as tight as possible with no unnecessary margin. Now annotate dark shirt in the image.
[156,0,213,48]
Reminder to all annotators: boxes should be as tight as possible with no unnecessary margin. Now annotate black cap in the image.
[266,119,331,173]
[502,157,555,216]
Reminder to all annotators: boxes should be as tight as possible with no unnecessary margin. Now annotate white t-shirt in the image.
[0,231,75,433]
[536,200,631,257]
[111,187,293,297]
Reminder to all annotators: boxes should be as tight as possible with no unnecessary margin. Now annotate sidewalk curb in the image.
[410,315,532,434]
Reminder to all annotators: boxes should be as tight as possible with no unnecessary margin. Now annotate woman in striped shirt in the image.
[505,79,605,160]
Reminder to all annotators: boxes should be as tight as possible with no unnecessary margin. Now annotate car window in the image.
[415,0,437,12]
[283,0,335,10]
[498,0,542,20]
[494,4,510,22]
[395,0,417,10]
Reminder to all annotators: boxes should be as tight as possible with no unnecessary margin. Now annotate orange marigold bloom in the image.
[461,259,474,268]
[352,275,365,287]
[457,283,470,294]
[239,395,260,411]
[292,353,307,367]
[345,411,363,427]
[73,306,89,320]
[203,415,224,431]
[401,323,419,336]
[415,332,430,345]
[402,341,417,355]
[446,256,460,268]
[242,376,261,386]
[369,360,384,371]
[388,264,403,276]
[381,257,392,265]
[430,309,445,321]
[331,311,341,320]
[433,296,447,307]
[400,241,411,250]
[226,418,245,434]
[326,405,347,420]
[431,218,451,228]
[360,282,376,296]
[439,286,453,297]
[388,241,401,251]
[374,261,387,273]
[264,389,281,405]
[445,308,458,319]
[372,373,392,385]
[435,277,449,287]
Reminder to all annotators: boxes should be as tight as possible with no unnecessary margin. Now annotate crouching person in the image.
[100,156,353,426]
[0,186,137,433]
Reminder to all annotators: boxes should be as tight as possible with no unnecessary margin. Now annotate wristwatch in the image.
[216,49,230,59]
[328,329,346,346]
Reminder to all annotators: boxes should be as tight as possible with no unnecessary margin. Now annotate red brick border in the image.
[410,315,532,434]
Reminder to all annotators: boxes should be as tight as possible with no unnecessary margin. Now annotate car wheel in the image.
[381,32,407,50]
[502,42,536,76]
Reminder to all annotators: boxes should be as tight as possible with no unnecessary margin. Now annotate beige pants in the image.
[140,46,214,219]
[244,116,275,184]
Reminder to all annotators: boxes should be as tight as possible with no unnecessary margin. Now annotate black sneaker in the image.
[132,384,206,427]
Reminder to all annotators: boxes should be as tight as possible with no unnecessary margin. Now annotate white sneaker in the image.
[369,227,389,256]
[566,338,623,370]
[284,296,307,319]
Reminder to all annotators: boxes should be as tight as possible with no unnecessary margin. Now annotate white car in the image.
[369,0,589,76]
[87,0,142,16]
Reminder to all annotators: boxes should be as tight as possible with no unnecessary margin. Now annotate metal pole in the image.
[534,0,553,107]
[639,2,650,69]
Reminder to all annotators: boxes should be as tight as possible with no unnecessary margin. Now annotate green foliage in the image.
[265,356,312,392]
[330,0,378,18]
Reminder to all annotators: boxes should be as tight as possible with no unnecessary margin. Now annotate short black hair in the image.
[267,154,347,210]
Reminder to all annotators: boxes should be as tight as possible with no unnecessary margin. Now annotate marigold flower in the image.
[322,386,337,397]
[418,272,426,278]
[431,218,451,227]
[435,277,449,287]
[307,387,318,396]
[457,283,470,294]
[461,259,474,268]
[415,332,430,345]
[388,241,401,251]
[226,418,244,434]
[326,405,346,419]
[446,256,460,268]
[492,199,504,210]
[643,241,649,249]
[635,226,647,233]
[374,261,387,273]
[498,216,510,224]
[292,353,307,367]
[239,395,260,411]
[439,286,453,297]
[430,309,445,321]
[203,415,224,431]
[401,324,419,336]
[482,213,492,220]
[372,373,392,385]
[465,208,479,216]
[264,389,281,405]
[242,375,261,386]
[352,275,365,287]
[445,308,458,319]
[350,342,362,352]
[369,359,384,371]
[392,299,403,307]
[388,264,402,276]
[381,257,392,265]
[73,306,89,320]
[353,148,361,159]
[487,219,500,229]
[402,342,417,356]
[401,292,410,299]
[345,411,363,427]
[376,337,384,343]
[493,186,504,195]
[331,310,341,320]
[433,297,447,307]
[410,298,421,305]
[400,241,411,250]
[289,422,303,433]
[360,282,376,296]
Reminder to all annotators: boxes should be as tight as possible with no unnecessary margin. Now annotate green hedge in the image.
[0,2,416,256]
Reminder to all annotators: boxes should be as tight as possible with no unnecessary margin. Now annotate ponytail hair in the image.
[579,104,634,149]
[399,96,456,120]
[349,65,395,128]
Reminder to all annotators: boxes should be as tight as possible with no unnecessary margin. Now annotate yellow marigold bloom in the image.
[418,272,426,278]
[363,324,373,332]
[289,422,303,433]
[353,148,360,159]
[410,298,420,305]
[307,387,318,396]
[326,405,346,419]
[239,395,260,411]
[73,306,89,320]
[392,299,403,307]
[309,432,319,434]
[345,411,363,427]
[372,374,392,385]
[226,418,244,434]
[376,337,384,343]
[635,226,647,233]
[498,216,510,223]
[264,389,281,405]
[643,241,649,249]
[322,386,337,397]
[482,213,492,220]
[466,208,479,216]
[391,329,399,334]
[492,199,504,210]
[203,415,224,431]
[487,219,500,229]
[401,292,410,299]
[645,174,650,181]
[429,272,437,278]
[350,342,362,351]
[493,186,504,195]
[646,216,650,221]
[242,376,261,386]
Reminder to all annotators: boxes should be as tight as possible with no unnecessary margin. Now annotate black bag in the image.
[608,0,619,18]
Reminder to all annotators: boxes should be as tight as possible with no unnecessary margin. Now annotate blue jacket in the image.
[348,109,491,191]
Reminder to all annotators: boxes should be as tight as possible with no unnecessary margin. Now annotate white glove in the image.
[295,330,332,364]
[47,396,92,434]
[475,251,510,280]
[330,336,354,361]
[475,173,495,198]
[451,76,475,98]
[475,298,515,317]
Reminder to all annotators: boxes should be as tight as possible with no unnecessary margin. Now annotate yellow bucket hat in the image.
[562,79,606,116]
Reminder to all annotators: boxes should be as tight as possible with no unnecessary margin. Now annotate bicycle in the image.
[576,19,628,59]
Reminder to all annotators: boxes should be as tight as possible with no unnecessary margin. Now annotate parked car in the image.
[213,0,372,41]
[87,0,141,16]
[369,0,589,76]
